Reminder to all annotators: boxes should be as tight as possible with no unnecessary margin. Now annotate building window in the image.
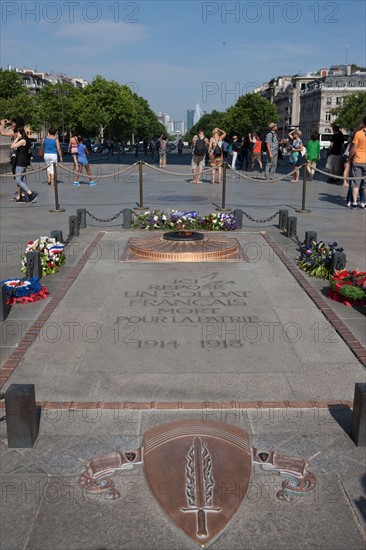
[325,111,331,122]
[359,81,365,87]
[349,81,354,87]
[23,78,30,85]
[326,81,333,87]
[336,97,342,105]
[324,128,331,133]
[326,97,332,105]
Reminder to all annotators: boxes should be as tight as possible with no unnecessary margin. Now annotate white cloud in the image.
[56,20,147,48]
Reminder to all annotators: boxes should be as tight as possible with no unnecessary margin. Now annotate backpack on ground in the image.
[194,137,207,156]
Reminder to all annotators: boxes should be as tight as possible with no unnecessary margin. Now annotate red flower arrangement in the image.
[328,269,366,307]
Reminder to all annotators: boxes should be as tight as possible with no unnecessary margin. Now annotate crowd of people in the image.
[1,115,365,208]
[189,120,365,208]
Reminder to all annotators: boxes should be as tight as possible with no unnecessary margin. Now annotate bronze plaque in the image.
[143,420,252,548]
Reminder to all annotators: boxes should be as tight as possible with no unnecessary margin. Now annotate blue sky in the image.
[1,0,366,123]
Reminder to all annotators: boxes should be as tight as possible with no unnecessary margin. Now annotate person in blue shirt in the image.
[73,137,96,186]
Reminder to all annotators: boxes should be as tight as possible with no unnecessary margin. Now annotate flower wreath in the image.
[0,277,49,304]
[296,240,344,280]
[328,270,366,307]
[21,236,65,276]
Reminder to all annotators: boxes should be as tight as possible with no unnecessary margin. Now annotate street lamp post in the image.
[53,88,70,143]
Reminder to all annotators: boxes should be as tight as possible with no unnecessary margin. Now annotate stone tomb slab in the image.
[5,232,363,402]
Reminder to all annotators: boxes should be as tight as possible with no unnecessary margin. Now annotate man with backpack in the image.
[191,128,209,183]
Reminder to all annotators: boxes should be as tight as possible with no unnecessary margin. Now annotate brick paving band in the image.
[260,231,366,368]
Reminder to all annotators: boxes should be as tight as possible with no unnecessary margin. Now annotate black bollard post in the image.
[233,209,243,229]
[5,384,39,448]
[26,251,42,280]
[286,216,297,239]
[279,209,288,231]
[331,251,347,273]
[295,163,311,213]
[49,162,65,213]
[69,215,79,238]
[123,208,132,229]
[305,231,317,247]
[77,209,86,229]
[352,383,366,446]
[50,230,64,243]
[134,160,148,210]
[0,284,11,321]
[216,162,231,212]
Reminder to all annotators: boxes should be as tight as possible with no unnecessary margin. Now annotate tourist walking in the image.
[39,127,63,185]
[191,128,209,184]
[1,117,25,177]
[249,133,263,174]
[73,137,96,186]
[178,139,184,155]
[326,126,344,182]
[348,116,366,208]
[209,127,226,184]
[265,123,279,180]
[306,131,320,181]
[68,131,79,170]
[158,134,169,167]
[239,136,250,171]
[288,128,304,183]
[230,135,241,170]
[10,126,38,203]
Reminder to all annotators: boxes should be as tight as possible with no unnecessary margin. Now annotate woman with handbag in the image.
[39,128,63,185]
[11,126,38,203]
[209,128,226,184]
[288,129,304,183]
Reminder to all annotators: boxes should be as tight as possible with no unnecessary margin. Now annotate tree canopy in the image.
[331,92,366,131]
[185,94,279,141]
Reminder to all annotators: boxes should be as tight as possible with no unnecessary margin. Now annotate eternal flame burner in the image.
[163,231,205,242]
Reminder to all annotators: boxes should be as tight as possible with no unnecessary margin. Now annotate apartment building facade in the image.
[256,65,366,144]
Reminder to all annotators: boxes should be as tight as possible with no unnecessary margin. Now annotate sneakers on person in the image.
[360,203,365,209]
[351,203,358,209]
[89,181,96,186]
[73,181,80,186]
[28,192,38,204]
[347,201,352,207]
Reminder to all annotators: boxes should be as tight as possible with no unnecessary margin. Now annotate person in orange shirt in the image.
[249,132,263,174]
[349,116,366,208]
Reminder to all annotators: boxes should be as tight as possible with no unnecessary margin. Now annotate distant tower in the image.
[193,103,204,125]
[187,110,194,132]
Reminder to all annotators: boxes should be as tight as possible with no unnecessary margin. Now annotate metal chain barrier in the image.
[228,163,305,183]
[242,211,280,223]
[313,166,365,181]
[0,163,51,178]
[142,161,208,178]
[57,162,139,180]
[85,210,124,223]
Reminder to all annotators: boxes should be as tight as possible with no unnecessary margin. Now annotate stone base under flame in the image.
[121,235,245,262]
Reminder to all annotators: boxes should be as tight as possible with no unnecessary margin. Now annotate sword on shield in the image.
[180,437,222,538]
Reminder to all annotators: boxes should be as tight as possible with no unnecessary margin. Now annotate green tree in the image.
[224,93,279,138]
[185,110,227,141]
[0,69,38,127]
[80,76,136,139]
[0,68,24,100]
[132,94,166,139]
[34,82,82,136]
[331,92,366,131]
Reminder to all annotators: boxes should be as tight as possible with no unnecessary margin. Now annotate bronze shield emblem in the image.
[143,420,252,548]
